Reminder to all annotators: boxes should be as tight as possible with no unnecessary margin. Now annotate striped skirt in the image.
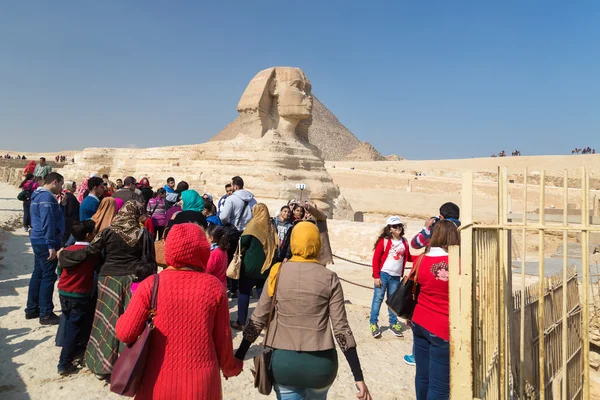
[85,274,134,375]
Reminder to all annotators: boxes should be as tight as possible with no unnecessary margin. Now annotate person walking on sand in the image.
[370,216,412,338]
[58,200,150,380]
[18,173,39,232]
[25,172,65,325]
[412,220,459,400]
[235,221,373,400]
[116,223,243,399]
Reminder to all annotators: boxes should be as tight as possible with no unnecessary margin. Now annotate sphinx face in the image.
[275,68,313,121]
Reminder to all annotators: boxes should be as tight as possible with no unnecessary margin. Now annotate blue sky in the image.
[1,1,598,159]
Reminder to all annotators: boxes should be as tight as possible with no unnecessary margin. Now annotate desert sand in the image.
[0,183,423,400]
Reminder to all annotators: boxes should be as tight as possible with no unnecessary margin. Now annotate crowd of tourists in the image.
[18,163,460,400]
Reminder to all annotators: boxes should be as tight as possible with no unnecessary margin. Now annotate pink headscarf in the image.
[77,178,89,203]
[114,197,125,211]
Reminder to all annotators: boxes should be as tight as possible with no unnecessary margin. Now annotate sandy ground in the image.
[0,183,415,400]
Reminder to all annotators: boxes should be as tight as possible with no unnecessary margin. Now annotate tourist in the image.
[76,174,96,203]
[370,216,412,338]
[204,199,222,226]
[163,176,176,193]
[165,180,188,212]
[23,160,36,176]
[147,188,167,240]
[61,181,80,246]
[25,172,65,325]
[272,205,292,248]
[411,202,461,250]
[79,176,104,221]
[101,174,115,197]
[33,157,52,181]
[405,202,461,367]
[112,176,145,204]
[217,183,233,214]
[91,197,118,235]
[138,177,154,207]
[304,202,333,265]
[230,203,277,330]
[115,223,243,399]
[220,176,257,231]
[205,225,229,286]
[292,204,305,222]
[115,178,123,190]
[55,220,97,375]
[412,220,459,400]
[164,189,207,239]
[18,173,39,232]
[58,200,149,379]
[235,221,372,400]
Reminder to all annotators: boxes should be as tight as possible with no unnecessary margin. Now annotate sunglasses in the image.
[389,224,404,229]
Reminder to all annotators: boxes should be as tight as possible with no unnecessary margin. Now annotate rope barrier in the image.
[338,276,373,290]
[332,254,371,267]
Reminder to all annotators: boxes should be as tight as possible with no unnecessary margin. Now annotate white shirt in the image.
[381,238,406,277]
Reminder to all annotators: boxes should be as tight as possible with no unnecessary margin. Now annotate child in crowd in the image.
[370,216,413,338]
[205,225,229,286]
[131,257,158,295]
[56,220,98,375]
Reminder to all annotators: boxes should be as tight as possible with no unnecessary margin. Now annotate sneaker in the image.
[403,354,416,366]
[25,309,40,320]
[24,227,29,233]
[370,324,382,338]
[40,313,61,325]
[390,323,404,337]
[230,321,244,331]
[58,363,78,376]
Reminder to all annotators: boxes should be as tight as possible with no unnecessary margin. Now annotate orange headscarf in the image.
[92,197,118,234]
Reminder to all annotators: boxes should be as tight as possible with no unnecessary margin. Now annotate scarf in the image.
[289,221,321,263]
[105,200,145,247]
[92,197,117,234]
[23,161,36,175]
[77,178,89,203]
[241,203,278,274]
[181,190,204,213]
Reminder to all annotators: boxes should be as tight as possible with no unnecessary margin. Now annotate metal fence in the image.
[449,168,596,399]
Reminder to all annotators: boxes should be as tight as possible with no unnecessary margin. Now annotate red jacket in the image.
[57,244,96,296]
[412,247,450,341]
[371,237,412,279]
[116,270,239,400]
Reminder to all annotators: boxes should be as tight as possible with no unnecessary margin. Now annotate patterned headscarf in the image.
[77,178,89,203]
[107,200,145,247]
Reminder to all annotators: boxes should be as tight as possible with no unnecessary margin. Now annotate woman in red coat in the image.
[116,223,243,399]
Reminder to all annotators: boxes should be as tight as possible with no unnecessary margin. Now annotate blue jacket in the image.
[80,194,100,221]
[30,188,64,250]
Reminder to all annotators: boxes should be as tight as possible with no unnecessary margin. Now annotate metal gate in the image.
[449,168,596,399]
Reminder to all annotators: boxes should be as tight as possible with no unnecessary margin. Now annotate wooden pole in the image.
[519,167,527,399]
[582,168,590,399]
[450,170,474,399]
[538,170,546,398]
[562,169,568,400]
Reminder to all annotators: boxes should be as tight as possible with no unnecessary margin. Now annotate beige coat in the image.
[242,261,356,352]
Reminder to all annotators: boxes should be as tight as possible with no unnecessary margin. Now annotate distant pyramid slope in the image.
[210,96,382,161]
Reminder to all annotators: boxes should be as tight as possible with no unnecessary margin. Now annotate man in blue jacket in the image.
[25,172,65,324]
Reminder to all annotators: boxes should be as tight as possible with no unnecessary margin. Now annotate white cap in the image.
[386,216,403,226]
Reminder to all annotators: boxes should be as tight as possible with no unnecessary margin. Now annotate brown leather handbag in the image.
[251,264,282,395]
[110,274,159,397]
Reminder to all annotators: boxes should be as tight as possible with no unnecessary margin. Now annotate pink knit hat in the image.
[165,223,210,270]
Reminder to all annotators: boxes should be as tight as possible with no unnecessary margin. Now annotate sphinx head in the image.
[237,67,313,139]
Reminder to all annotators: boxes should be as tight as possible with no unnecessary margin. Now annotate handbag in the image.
[386,254,424,320]
[226,240,243,280]
[110,273,159,397]
[251,262,282,395]
[155,212,180,267]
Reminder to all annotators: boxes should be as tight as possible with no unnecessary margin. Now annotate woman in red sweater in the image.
[115,223,243,400]
[411,220,459,400]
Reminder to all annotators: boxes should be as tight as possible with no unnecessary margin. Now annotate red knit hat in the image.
[165,223,210,270]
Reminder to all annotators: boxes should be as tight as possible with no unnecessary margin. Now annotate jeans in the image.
[26,244,58,317]
[369,271,400,325]
[412,322,450,400]
[236,276,266,324]
[23,202,31,228]
[58,295,92,369]
[274,384,331,400]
